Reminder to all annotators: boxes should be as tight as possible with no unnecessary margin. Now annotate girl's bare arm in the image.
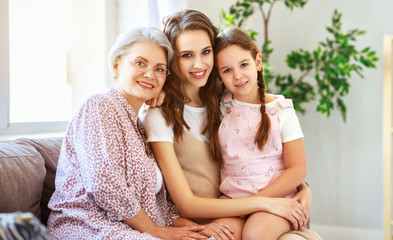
[151,141,306,223]
[255,138,307,198]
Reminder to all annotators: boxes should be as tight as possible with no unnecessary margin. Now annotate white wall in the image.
[70,0,107,109]
[0,0,10,129]
[187,0,393,238]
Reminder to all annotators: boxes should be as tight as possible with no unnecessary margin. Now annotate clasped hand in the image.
[199,222,234,240]
[268,197,309,231]
[156,222,234,240]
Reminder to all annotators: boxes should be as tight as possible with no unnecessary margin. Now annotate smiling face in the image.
[176,30,214,92]
[114,41,167,111]
[216,44,262,103]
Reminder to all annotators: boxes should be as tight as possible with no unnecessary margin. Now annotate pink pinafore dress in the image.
[218,93,297,199]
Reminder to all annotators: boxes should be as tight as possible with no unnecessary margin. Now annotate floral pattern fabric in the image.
[219,92,298,199]
[47,89,179,240]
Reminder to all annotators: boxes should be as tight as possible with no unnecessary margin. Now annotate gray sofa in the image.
[0,138,63,226]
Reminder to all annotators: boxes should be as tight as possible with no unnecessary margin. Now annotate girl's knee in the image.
[242,224,272,240]
[242,213,290,240]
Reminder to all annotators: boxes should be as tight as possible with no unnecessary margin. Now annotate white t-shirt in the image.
[154,164,163,194]
[220,94,304,143]
[144,104,209,144]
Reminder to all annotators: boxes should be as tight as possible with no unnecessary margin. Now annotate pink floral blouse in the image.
[48,89,179,239]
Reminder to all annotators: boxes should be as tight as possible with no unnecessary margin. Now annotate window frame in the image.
[0,0,117,137]
[0,0,10,130]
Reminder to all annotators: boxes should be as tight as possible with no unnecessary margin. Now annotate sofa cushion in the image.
[0,141,46,220]
[16,138,62,225]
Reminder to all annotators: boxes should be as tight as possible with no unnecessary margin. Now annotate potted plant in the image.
[221,0,379,121]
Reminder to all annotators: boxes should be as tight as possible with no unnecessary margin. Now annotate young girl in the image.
[213,26,308,239]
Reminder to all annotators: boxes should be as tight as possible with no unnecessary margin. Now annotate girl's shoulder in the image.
[265,93,277,104]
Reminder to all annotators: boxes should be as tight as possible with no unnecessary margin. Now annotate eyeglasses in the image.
[123,56,170,78]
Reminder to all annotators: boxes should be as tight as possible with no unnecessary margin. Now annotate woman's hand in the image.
[155,225,208,240]
[199,222,235,240]
[262,197,307,231]
[293,195,309,230]
[293,183,312,229]
[145,91,165,107]
[123,210,206,240]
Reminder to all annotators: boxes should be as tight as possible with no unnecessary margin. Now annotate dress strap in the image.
[266,98,293,115]
[222,91,233,103]
[277,98,293,109]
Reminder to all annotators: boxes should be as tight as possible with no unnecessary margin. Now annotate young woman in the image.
[144,10,316,240]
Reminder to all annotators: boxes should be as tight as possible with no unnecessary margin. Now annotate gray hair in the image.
[108,27,173,76]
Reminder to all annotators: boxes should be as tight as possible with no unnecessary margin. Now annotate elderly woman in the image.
[47,27,213,240]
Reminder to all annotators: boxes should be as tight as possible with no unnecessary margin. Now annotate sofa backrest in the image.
[0,138,62,225]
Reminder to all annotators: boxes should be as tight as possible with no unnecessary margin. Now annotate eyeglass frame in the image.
[122,56,170,78]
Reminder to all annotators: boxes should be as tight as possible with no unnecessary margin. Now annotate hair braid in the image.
[215,27,271,152]
[255,70,271,150]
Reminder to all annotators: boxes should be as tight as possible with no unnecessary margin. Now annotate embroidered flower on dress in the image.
[265,166,273,177]
[268,108,276,115]
[234,129,240,134]
[251,185,257,192]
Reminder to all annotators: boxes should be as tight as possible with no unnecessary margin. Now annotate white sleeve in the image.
[143,108,174,143]
[278,108,304,143]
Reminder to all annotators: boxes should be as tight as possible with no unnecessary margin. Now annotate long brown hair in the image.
[214,27,271,152]
[161,9,222,162]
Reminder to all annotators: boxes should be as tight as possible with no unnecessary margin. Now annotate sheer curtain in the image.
[116,0,186,34]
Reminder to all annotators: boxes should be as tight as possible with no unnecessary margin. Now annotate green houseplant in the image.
[220,0,378,121]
